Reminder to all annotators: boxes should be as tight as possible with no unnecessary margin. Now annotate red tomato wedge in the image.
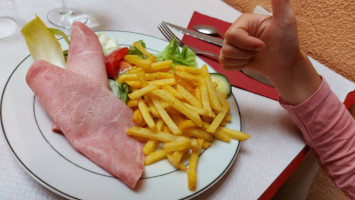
[104,47,129,78]
[118,60,132,72]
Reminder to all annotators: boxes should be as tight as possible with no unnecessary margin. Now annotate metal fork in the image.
[158,21,219,59]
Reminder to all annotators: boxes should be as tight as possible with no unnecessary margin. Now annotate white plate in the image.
[1,31,242,200]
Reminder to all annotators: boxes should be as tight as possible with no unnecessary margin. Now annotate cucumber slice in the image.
[210,73,232,97]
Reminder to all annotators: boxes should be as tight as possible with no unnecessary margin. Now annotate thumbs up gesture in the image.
[219,0,321,105]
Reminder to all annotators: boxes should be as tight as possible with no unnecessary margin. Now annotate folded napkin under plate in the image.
[182,11,279,100]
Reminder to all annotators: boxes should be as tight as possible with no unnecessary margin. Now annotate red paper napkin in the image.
[182,11,279,100]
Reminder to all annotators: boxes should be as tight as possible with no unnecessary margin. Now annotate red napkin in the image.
[182,11,279,100]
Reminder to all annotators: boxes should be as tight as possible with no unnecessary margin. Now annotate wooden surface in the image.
[306,169,350,200]
[222,0,353,199]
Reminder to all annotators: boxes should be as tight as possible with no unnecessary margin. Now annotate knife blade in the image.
[242,69,273,86]
[166,22,223,47]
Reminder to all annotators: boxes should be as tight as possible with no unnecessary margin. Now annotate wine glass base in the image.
[47,8,88,29]
[0,17,17,39]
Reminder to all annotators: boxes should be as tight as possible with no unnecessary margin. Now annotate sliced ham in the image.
[52,22,108,133]
[27,60,145,188]
[66,22,108,88]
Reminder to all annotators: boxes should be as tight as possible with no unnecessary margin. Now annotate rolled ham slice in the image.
[27,60,145,188]
[52,22,108,133]
[66,22,108,88]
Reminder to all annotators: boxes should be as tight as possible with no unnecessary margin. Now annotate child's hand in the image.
[219,0,299,79]
[219,0,321,105]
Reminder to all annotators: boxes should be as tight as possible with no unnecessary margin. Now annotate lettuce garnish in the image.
[109,79,130,104]
[48,28,70,45]
[128,40,146,58]
[128,37,197,68]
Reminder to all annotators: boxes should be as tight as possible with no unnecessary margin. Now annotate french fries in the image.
[128,85,157,99]
[151,95,181,135]
[137,98,156,129]
[188,139,201,190]
[126,127,186,142]
[163,138,191,152]
[176,84,202,108]
[121,41,251,191]
[144,150,166,165]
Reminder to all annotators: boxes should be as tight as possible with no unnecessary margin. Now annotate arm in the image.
[280,79,355,198]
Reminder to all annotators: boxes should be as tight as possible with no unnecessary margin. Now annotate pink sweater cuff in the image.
[279,77,329,116]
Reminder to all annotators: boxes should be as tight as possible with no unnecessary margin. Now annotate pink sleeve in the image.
[280,78,355,198]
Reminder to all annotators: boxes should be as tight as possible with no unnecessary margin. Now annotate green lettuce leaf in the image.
[48,28,70,45]
[155,37,197,67]
[109,79,130,104]
[128,40,146,58]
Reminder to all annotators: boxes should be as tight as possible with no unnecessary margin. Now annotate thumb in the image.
[271,0,294,20]
[226,14,267,51]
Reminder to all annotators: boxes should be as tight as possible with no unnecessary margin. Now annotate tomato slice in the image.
[118,60,132,72]
[104,47,129,79]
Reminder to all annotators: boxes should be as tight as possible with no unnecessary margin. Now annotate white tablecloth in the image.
[1,0,354,199]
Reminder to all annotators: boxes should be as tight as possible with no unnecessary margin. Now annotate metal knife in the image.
[166,22,223,47]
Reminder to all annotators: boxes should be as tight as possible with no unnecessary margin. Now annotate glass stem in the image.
[62,0,71,14]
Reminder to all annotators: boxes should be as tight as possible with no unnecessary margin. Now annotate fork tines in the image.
[158,22,184,47]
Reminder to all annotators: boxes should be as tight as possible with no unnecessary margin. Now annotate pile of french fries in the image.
[121,41,250,190]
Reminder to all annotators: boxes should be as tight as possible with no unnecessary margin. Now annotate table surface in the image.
[0,0,354,199]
